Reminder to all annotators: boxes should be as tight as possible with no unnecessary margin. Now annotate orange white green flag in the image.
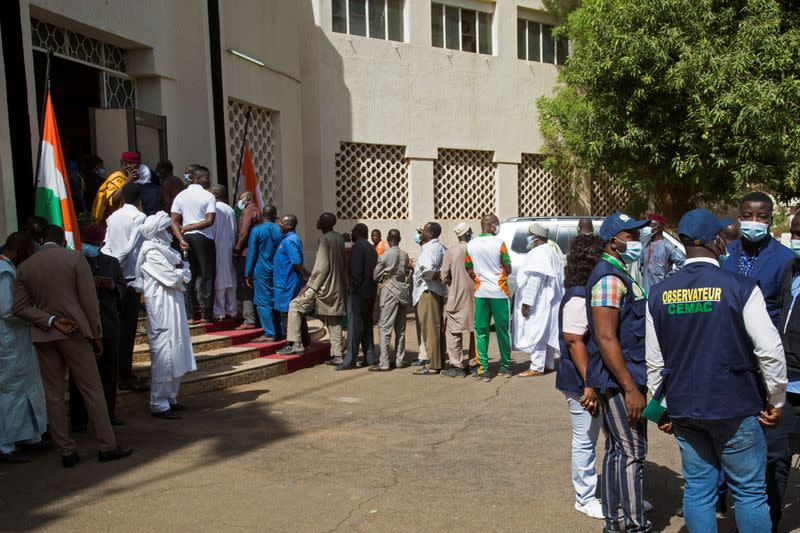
[235,141,265,210]
[34,93,80,249]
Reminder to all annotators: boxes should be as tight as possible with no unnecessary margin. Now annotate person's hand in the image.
[93,275,104,287]
[521,303,531,319]
[125,167,138,182]
[623,387,646,423]
[759,404,783,428]
[179,239,189,251]
[579,387,599,416]
[299,285,308,296]
[179,226,188,235]
[658,419,673,434]
[53,318,78,335]
[245,277,253,288]
[89,338,103,359]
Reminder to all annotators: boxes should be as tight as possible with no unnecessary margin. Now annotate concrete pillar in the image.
[496,162,519,220]
[408,158,434,222]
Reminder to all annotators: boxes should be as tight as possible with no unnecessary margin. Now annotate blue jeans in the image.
[673,416,770,533]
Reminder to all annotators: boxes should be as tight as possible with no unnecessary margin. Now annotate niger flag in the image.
[34,93,81,249]
[235,141,265,209]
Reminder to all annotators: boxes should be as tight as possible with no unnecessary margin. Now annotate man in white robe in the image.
[210,185,237,320]
[0,233,47,462]
[513,223,564,376]
[132,212,197,419]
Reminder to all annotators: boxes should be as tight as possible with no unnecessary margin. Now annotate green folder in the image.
[642,394,667,423]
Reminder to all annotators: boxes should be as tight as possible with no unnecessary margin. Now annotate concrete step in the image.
[135,323,206,345]
[132,334,232,363]
[132,345,261,378]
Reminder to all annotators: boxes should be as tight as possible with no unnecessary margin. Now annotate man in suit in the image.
[13,225,133,468]
[337,223,378,370]
[722,191,795,532]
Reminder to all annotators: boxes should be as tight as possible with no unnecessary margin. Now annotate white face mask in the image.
[237,200,247,210]
[183,173,191,183]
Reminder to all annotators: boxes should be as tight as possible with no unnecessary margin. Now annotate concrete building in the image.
[0,0,623,253]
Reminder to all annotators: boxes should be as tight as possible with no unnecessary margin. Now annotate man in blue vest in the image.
[585,212,651,533]
[721,191,794,531]
[647,208,786,533]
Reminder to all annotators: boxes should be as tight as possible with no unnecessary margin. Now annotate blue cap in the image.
[598,212,650,241]
[678,208,726,246]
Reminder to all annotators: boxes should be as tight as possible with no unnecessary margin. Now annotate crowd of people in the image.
[1,150,798,532]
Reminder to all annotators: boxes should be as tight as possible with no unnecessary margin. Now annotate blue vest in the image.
[722,236,794,327]
[649,261,762,419]
[585,258,647,392]
[555,286,589,395]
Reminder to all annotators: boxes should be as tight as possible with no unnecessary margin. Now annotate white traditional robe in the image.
[512,243,564,371]
[132,213,197,412]
[213,201,237,318]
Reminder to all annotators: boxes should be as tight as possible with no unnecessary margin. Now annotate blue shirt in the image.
[787,273,800,394]
[641,237,685,293]
[273,231,304,312]
[244,221,283,278]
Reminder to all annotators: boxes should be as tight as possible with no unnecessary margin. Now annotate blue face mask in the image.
[640,226,653,239]
[792,240,800,258]
[237,200,247,210]
[183,173,191,184]
[616,238,643,265]
[414,233,421,245]
[82,243,101,258]
[739,220,769,243]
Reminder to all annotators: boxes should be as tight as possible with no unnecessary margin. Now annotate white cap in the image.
[528,222,549,239]
[454,222,471,237]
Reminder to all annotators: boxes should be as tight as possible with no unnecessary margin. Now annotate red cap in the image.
[81,224,106,244]
[647,213,667,226]
[121,151,141,164]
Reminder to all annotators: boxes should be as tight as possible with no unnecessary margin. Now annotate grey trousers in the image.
[287,289,344,357]
[378,296,407,369]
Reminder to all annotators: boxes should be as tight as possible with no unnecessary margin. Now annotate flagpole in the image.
[33,47,53,191]
[232,108,252,204]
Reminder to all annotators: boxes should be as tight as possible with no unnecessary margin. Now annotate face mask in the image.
[527,235,535,247]
[183,173,191,183]
[82,243,101,258]
[97,167,106,177]
[414,233,422,245]
[641,226,652,239]
[792,240,800,258]
[615,238,643,265]
[739,220,769,243]
[237,200,247,210]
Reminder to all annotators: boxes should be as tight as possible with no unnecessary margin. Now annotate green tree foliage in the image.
[537,0,800,220]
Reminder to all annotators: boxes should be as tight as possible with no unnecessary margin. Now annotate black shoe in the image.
[675,507,684,517]
[411,359,426,366]
[368,365,390,372]
[169,403,188,411]
[110,417,125,426]
[334,364,355,371]
[98,447,133,462]
[0,451,31,464]
[18,440,52,451]
[498,367,513,378]
[151,409,182,420]
[62,452,80,468]
[442,368,467,378]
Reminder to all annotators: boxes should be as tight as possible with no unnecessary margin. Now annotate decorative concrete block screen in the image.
[31,18,135,108]
[228,100,277,205]
[518,154,571,216]
[591,177,629,216]
[434,149,496,219]
[335,142,409,219]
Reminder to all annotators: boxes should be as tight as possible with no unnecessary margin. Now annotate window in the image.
[332,0,404,41]
[431,3,493,55]
[517,18,569,64]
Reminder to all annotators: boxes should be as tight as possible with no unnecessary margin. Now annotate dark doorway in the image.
[33,51,102,166]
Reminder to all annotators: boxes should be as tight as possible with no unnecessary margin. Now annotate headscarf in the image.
[131,212,181,290]
[135,164,152,185]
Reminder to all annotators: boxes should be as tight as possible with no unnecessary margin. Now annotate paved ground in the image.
[2,329,800,532]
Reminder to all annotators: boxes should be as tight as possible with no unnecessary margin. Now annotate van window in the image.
[555,225,577,253]
[511,228,530,254]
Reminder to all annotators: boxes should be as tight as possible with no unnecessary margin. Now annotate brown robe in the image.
[441,241,474,333]
[308,230,346,317]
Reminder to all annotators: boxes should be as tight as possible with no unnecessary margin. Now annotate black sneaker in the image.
[498,367,513,378]
[442,367,467,378]
[411,359,427,366]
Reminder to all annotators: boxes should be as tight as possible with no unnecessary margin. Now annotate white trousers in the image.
[529,344,557,372]
[150,378,182,413]
[564,392,602,505]
[213,287,237,319]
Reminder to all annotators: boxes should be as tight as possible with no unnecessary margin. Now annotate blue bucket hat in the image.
[598,212,650,242]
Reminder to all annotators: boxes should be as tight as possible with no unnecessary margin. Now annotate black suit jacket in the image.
[349,239,378,300]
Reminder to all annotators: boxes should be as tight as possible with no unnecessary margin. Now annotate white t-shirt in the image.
[171,184,216,239]
[562,295,588,336]
[465,235,511,299]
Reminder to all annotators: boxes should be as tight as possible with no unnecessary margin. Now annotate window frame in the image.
[334,0,404,42]
[516,14,569,65]
[431,2,493,56]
